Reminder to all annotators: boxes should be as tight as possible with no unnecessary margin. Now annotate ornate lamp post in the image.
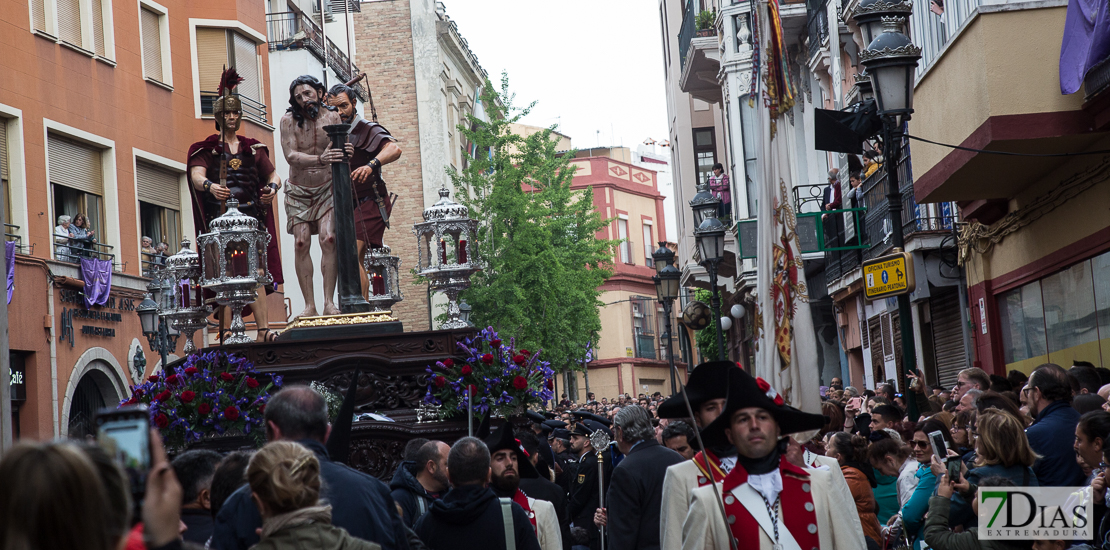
[688,177,721,229]
[413,187,479,330]
[197,198,271,345]
[458,300,473,327]
[363,243,404,313]
[137,269,179,369]
[859,13,922,410]
[695,213,727,361]
[652,243,681,394]
[851,0,912,48]
[162,239,211,354]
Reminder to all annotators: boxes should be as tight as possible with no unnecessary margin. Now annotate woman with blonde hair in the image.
[248,441,380,550]
[941,408,1039,528]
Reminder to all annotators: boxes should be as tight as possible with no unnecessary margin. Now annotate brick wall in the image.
[354,0,430,331]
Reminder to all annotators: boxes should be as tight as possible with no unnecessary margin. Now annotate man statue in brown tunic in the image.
[327,84,401,298]
[280,75,348,319]
[187,68,284,342]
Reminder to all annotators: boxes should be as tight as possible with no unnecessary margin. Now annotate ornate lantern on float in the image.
[413,187,479,330]
[363,243,403,312]
[197,198,271,345]
[161,239,211,354]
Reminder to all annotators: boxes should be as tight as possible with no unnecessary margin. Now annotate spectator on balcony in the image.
[863,150,882,178]
[846,171,866,247]
[822,168,842,250]
[54,215,75,262]
[70,213,96,259]
[708,163,731,222]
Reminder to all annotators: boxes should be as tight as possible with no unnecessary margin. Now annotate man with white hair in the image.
[956,388,982,413]
[594,406,683,550]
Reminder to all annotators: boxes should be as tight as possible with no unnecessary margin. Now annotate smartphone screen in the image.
[928,430,949,464]
[98,418,151,473]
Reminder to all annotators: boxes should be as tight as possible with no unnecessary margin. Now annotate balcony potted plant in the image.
[696,10,717,37]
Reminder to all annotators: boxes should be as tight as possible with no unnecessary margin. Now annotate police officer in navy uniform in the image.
[566,419,612,550]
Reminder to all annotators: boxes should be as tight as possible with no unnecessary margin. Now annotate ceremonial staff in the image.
[590,429,610,550]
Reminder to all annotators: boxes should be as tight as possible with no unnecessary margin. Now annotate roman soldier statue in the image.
[187,68,284,342]
[680,368,865,550]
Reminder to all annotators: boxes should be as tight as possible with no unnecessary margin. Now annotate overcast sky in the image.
[442,0,670,152]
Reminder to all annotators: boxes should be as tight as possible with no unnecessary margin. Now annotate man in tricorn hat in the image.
[567,419,612,550]
[483,423,562,550]
[681,368,864,549]
[187,68,284,342]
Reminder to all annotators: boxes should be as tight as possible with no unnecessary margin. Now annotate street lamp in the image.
[695,214,728,361]
[851,0,911,49]
[688,177,721,229]
[458,300,473,327]
[859,13,922,413]
[137,275,179,370]
[652,243,681,394]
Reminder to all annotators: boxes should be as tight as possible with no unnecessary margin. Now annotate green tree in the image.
[694,289,725,361]
[448,73,616,382]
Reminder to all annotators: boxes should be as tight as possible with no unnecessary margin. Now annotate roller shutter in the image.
[57,0,83,46]
[141,8,162,81]
[136,162,180,210]
[92,0,105,56]
[931,289,968,390]
[232,32,261,102]
[48,135,102,196]
[196,28,228,93]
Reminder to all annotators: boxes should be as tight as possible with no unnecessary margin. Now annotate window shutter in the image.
[57,0,83,46]
[136,162,180,210]
[232,32,260,101]
[196,28,228,93]
[0,122,7,182]
[141,8,163,81]
[48,135,103,196]
[31,0,46,33]
[92,0,105,56]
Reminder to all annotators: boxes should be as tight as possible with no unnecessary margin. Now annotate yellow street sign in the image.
[862,250,915,300]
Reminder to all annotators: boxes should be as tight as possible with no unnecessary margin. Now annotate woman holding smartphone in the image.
[900,418,954,550]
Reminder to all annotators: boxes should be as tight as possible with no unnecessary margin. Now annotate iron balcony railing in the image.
[267,10,359,84]
[54,239,118,270]
[678,0,697,72]
[806,0,829,60]
[200,91,268,126]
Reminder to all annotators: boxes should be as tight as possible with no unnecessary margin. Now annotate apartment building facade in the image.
[2,0,281,440]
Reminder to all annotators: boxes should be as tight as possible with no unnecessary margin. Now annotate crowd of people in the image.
[6,360,1110,550]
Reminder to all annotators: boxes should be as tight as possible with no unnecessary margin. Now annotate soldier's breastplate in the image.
[226,154,261,217]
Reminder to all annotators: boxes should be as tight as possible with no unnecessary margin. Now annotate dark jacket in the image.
[1025,400,1086,487]
[923,496,1028,550]
[413,485,541,550]
[519,476,571,550]
[253,522,381,550]
[211,439,408,550]
[181,508,214,545]
[567,449,612,548]
[604,439,683,550]
[948,463,1037,528]
[389,461,436,528]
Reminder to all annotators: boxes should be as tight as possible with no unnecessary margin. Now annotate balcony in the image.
[806,0,829,62]
[267,9,360,84]
[910,3,1092,214]
[678,0,722,104]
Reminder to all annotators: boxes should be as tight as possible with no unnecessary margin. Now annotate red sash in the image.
[718,456,821,550]
[514,488,538,532]
[692,449,729,487]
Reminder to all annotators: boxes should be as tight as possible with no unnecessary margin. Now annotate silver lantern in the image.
[363,243,403,312]
[413,187,479,330]
[197,198,272,345]
[162,239,211,354]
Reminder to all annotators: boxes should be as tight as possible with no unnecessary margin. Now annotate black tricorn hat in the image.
[482,422,539,479]
[657,361,740,419]
[699,368,827,449]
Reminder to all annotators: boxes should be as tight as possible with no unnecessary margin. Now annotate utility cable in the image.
[906,134,1110,158]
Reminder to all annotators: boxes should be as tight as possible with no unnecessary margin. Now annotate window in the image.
[617,218,631,264]
[996,250,1110,371]
[140,4,170,85]
[693,127,716,187]
[643,222,654,268]
[631,296,658,360]
[136,161,181,272]
[197,28,265,123]
[0,121,10,228]
[37,0,112,57]
[49,134,105,263]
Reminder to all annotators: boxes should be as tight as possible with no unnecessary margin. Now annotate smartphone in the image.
[947,457,961,481]
[96,404,151,499]
[848,397,864,410]
[928,430,949,466]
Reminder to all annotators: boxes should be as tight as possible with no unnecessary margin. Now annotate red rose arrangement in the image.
[120,350,282,450]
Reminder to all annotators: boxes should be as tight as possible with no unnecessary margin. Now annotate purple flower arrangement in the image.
[424,327,556,421]
[120,350,282,449]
